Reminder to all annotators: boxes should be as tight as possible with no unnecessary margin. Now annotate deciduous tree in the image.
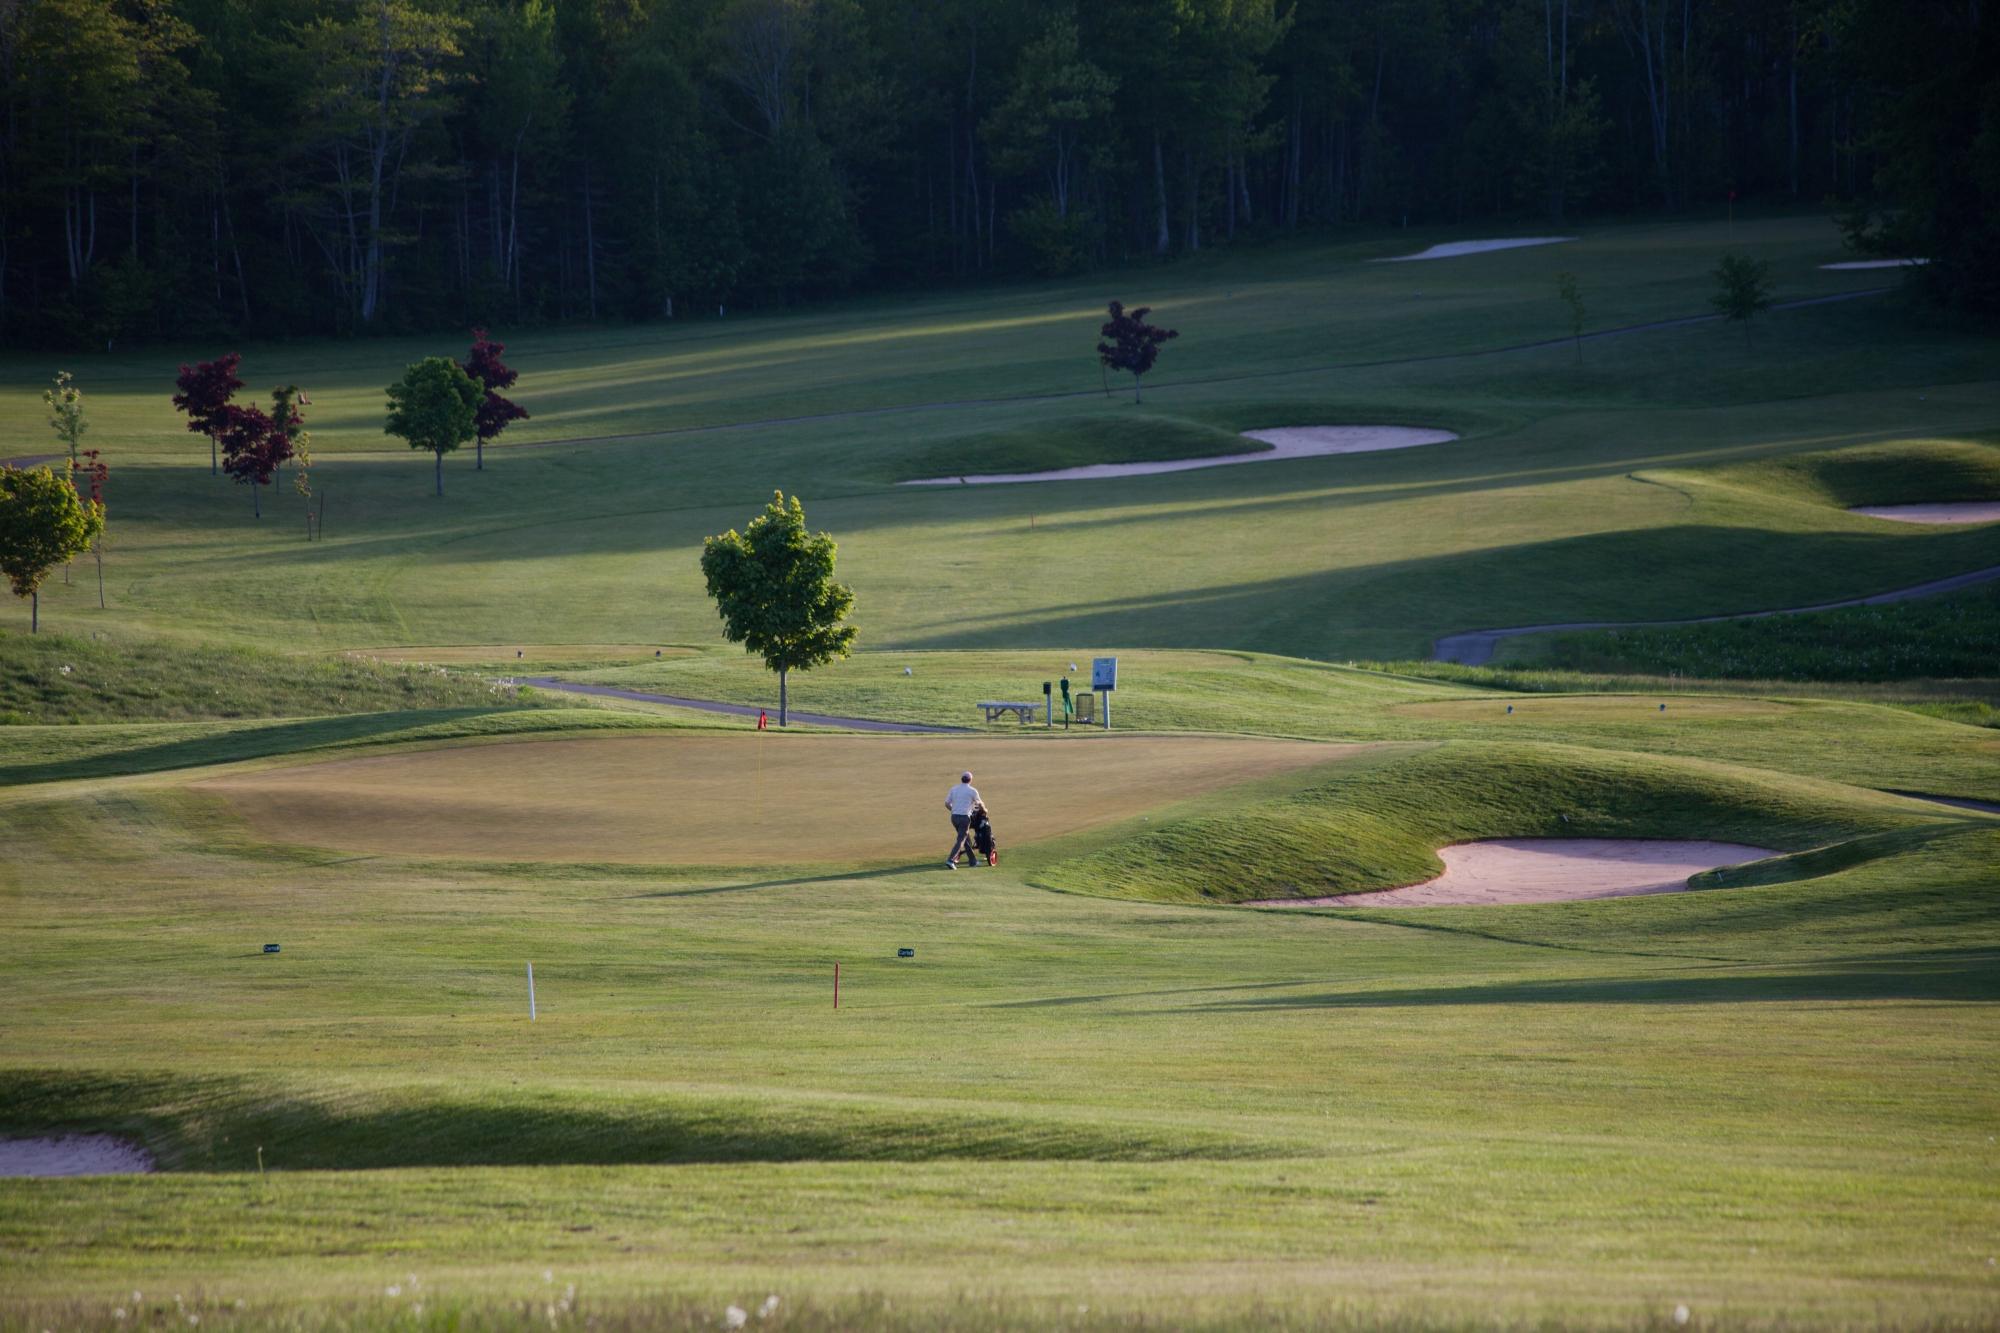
[461,328,529,470]
[173,353,245,476]
[385,357,481,497]
[1711,254,1774,346]
[42,371,86,463]
[0,463,103,633]
[699,490,857,727]
[1097,300,1178,403]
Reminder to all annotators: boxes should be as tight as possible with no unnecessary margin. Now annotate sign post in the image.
[1092,657,1117,730]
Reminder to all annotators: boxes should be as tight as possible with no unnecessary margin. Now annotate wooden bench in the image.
[978,701,1043,725]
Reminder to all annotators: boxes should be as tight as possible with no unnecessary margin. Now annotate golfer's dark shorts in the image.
[951,814,971,838]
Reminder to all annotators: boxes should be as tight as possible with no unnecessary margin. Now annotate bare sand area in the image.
[0,1136,154,1177]
[1819,258,1928,270]
[1849,503,2000,525]
[1249,838,1776,908]
[902,426,1458,486]
[351,644,697,665]
[1375,237,1574,262]
[195,733,1361,865]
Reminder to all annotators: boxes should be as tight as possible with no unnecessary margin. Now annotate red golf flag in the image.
[757,711,767,730]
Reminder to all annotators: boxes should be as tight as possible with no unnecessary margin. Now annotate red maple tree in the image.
[172,354,247,475]
[461,328,529,470]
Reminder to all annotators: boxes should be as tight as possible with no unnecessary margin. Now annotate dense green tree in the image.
[1711,253,1774,346]
[698,489,857,728]
[384,356,480,497]
[0,0,1979,343]
[0,463,103,632]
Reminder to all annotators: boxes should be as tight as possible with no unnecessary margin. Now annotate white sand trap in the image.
[1850,502,2000,525]
[0,1135,154,1176]
[902,426,1458,486]
[1819,258,1928,270]
[1374,237,1574,262]
[1249,838,1776,908]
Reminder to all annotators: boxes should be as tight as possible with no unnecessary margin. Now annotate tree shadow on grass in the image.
[1191,950,2000,1011]
[2,1070,1273,1170]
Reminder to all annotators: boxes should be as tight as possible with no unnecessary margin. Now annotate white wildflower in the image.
[759,1295,779,1318]
[1673,1305,1690,1325]
[725,1305,749,1328]
[544,1270,554,1284]
[113,1310,128,1321]
[386,1285,401,1298]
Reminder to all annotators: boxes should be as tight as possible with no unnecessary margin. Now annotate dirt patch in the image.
[901,426,1457,486]
[194,733,1362,866]
[1374,237,1574,262]
[0,1135,154,1176]
[1394,696,1793,723]
[1249,838,1777,908]
[1849,503,2000,525]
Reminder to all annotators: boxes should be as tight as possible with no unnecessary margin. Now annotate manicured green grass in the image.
[0,628,550,725]
[1,733,1995,1328]
[0,216,1992,665]
[1505,580,2000,682]
[1,215,1996,1331]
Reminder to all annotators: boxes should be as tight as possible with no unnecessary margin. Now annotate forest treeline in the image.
[1,0,1991,347]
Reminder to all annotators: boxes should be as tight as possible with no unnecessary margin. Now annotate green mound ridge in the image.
[1670,436,2000,511]
[895,414,1253,481]
[1514,580,2000,681]
[1034,742,1941,906]
[1,1071,1276,1168]
[0,707,686,788]
[0,629,544,725]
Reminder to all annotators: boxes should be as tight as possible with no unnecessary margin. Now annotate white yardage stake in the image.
[527,961,537,1021]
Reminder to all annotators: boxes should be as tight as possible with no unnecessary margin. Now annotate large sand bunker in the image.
[196,733,1357,865]
[1375,237,1574,262]
[0,1136,153,1177]
[1849,503,2000,525]
[1249,839,1776,908]
[902,427,1458,486]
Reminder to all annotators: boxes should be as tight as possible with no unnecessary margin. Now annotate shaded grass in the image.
[1505,580,2000,683]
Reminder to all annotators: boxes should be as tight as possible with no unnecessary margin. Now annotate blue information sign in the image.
[1092,657,1117,692]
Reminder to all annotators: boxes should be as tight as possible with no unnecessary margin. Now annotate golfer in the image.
[944,771,981,869]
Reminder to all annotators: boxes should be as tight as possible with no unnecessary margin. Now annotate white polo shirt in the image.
[947,782,981,816]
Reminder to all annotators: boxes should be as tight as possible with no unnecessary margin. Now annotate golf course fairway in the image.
[2,213,1997,1331]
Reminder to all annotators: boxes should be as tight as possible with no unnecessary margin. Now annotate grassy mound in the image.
[1033,742,1940,905]
[1514,579,2000,682]
[895,414,1255,481]
[1,1071,1274,1170]
[0,630,546,725]
[1673,436,2000,511]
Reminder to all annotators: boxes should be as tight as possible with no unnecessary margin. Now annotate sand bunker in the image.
[1819,258,1928,270]
[1850,503,2000,525]
[0,1135,153,1177]
[1249,838,1776,908]
[903,427,1458,486]
[196,733,1360,865]
[1375,237,1574,262]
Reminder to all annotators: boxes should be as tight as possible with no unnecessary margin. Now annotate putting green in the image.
[193,732,1361,865]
